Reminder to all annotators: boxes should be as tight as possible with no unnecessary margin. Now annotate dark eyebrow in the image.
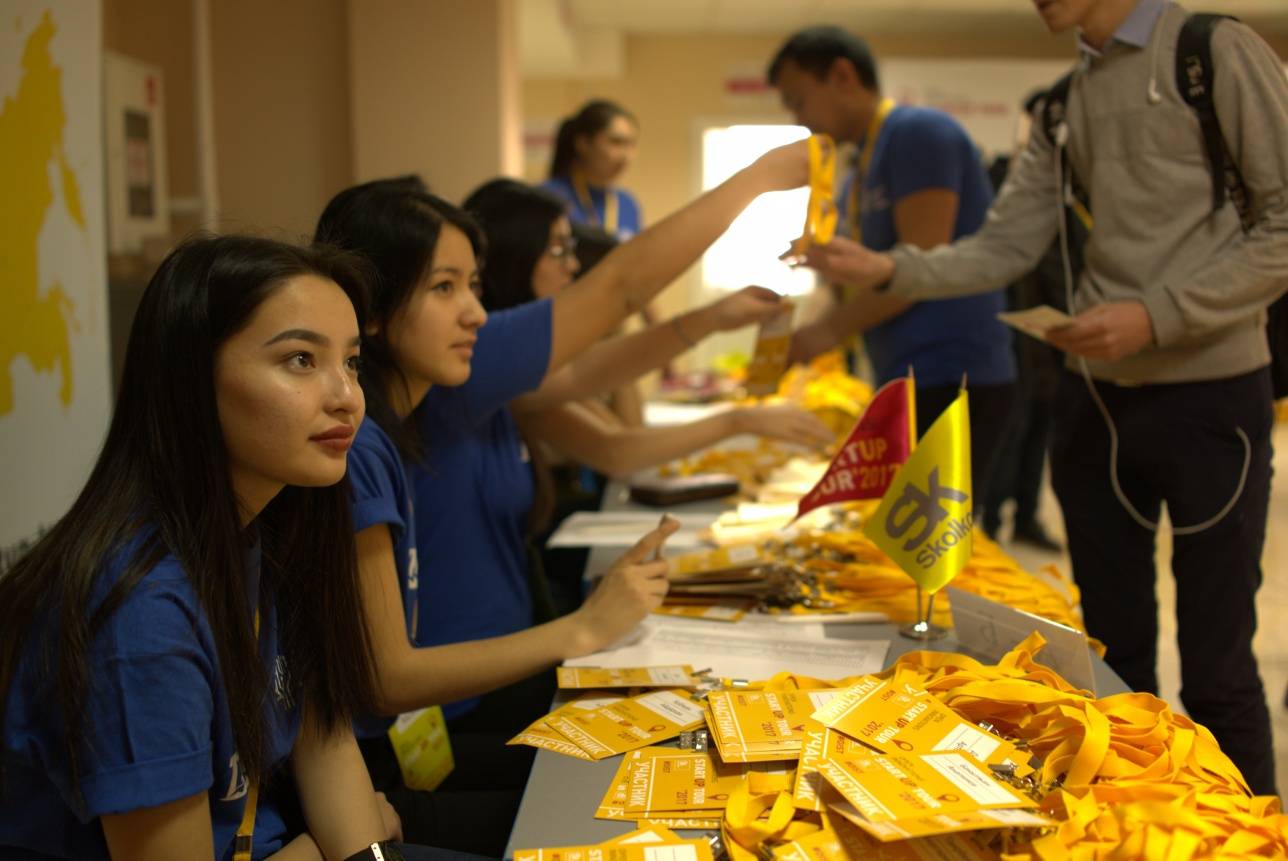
[263,329,328,347]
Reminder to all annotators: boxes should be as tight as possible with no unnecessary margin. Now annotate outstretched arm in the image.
[521,401,834,480]
[541,141,810,375]
[516,286,787,412]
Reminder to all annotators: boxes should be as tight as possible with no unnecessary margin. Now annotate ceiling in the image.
[520,0,1288,76]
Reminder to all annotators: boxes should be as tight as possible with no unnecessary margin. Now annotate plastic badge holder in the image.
[628,473,740,507]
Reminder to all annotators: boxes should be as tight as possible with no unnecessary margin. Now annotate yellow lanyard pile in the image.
[710,635,1282,861]
[881,633,1282,861]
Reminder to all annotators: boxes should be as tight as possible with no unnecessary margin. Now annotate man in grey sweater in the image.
[800,0,1288,796]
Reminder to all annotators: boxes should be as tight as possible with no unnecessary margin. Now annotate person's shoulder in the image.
[91,537,207,657]
[890,104,971,144]
[352,417,401,465]
[541,176,576,201]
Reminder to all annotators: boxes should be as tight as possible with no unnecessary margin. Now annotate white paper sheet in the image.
[546,511,715,549]
[946,586,1097,694]
[566,615,889,682]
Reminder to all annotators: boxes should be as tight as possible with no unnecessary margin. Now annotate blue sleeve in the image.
[885,111,970,203]
[347,422,407,541]
[74,581,217,818]
[460,299,553,422]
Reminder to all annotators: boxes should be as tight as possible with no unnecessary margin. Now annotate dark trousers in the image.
[918,381,1016,511]
[1049,368,1276,796]
[358,671,554,856]
[984,395,1054,533]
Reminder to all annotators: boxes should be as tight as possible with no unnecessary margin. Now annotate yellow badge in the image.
[792,718,868,812]
[745,304,794,398]
[548,689,707,760]
[513,839,715,861]
[558,666,699,690]
[597,746,748,821]
[811,674,1028,775]
[706,689,844,763]
[819,750,1039,833]
[387,705,453,792]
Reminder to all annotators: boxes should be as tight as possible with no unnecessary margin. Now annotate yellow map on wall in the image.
[0,10,85,417]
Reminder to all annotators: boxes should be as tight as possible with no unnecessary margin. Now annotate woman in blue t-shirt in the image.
[0,236,429,860]
[314,142,812,848]
[542,100,642,242]
[317,185,678,855]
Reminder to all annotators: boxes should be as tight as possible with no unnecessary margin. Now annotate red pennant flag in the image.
[793,376,916,521]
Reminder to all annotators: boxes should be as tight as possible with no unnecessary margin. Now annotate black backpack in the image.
[1042,14,1288,397]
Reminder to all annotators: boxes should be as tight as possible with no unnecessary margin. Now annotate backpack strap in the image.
[1039,70,1094,231]
[1176,12,1253,230]
[1041,71,1075,147]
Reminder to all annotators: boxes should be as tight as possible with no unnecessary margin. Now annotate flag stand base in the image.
[899,588,948,641]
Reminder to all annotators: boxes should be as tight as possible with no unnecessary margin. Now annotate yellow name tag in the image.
[706,689,843,763]
[745,305,794,397]
[792,718,868,811]
[513,839,715,861]
[558,666,698,689]
[819,750,1038,826]
[509,693,628,760]
[828,792,1050,843]
[387,705,453,792]
[653,598,752,623]
[668,545,762,579]
[598,747,750,823]
[548,689,707,760]
[811,675,1028,774]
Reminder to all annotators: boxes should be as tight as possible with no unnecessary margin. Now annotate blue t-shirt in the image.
[347,417,419,738]
[841,105,1015,388]
[1,533,298,860]
[541,176,642,241]
[410,299,553,719]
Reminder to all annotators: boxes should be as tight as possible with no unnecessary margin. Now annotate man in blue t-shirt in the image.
[770,26,1016,492]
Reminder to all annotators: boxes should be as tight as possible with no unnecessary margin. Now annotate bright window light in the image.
[702,124,816,296]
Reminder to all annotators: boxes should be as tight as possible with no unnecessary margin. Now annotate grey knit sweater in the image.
[887,2,1288,384]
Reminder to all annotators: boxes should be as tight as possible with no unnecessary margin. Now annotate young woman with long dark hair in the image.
[466,178,834,479]
[0,235,447,860]
[314,184,677,856]
[313,141,811,849]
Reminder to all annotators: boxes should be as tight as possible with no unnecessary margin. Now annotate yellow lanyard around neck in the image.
[571,171,619,235]
[232,610,262,861]
[846,98,896,244]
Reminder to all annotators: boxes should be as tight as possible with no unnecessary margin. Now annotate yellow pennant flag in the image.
[862,389,971,594]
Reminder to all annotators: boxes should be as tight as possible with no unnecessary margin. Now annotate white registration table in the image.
[504,481,1127,857]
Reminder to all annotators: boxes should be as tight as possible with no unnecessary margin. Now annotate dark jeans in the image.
[984,394,1054,533]
[1049,368,1276,796]
[917,381,1016,511]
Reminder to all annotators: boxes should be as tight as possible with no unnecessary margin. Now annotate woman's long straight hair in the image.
[547,99,637,181]
[0,234,380,797]
[315,180,486,460]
